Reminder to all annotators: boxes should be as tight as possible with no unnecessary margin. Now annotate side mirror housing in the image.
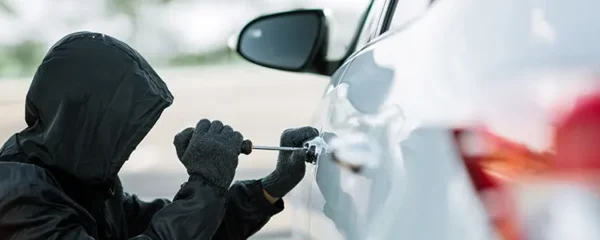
[236,9,328,74]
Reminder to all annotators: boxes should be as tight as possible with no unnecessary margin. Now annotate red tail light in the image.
[453,128,527,240]
[553,93,600,177]
[454,92,600,239]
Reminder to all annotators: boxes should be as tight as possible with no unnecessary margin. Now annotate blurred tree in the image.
[10,40,45,75]
[0,0,15,16]
[0,0,276,77]
[0,1,45,77]
[105,0,183,42]
[105,0,141,42]
[0,40,46,76]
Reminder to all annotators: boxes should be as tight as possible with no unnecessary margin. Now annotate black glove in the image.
[173,119,243,190]
[261,126,319,198]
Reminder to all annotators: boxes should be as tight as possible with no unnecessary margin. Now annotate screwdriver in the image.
[240,140,302,155]
[240,139,318,163]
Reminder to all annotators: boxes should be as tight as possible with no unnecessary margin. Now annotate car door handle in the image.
[329,133,379,174]
[332,151,364,173]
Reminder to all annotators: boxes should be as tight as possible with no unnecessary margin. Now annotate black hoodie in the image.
[0,32,282,240]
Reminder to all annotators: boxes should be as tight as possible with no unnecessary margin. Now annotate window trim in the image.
[376,0,398,36]
[378,0,434,34]
[354,0,388,50]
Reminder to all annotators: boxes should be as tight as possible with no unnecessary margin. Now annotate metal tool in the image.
[252,145,304,152]
[240,140,302,154]
[240,139,318,163]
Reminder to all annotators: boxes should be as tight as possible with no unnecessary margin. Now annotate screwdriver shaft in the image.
[252,145,303,151]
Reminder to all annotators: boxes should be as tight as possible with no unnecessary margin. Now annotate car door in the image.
[286,2,388,239]
[306,0,435,239]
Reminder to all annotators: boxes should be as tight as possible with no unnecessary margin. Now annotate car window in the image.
[381,0,430,33]
[354,0,387,51]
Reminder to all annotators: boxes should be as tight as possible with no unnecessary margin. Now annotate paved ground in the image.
[0,64,328,239]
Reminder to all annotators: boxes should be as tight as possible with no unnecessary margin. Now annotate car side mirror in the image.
[236,9,328,72]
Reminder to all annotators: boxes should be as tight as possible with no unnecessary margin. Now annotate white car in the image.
[236,0,600,239]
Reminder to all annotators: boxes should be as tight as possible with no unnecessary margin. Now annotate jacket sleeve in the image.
[212,180,284,240]
[121,193,171,236]
[123,180,284,240]
[0,179,228,240]
[122,180,284,240]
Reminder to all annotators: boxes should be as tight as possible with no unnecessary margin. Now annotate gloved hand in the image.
[173,119,243,190]
[261,126,319,198]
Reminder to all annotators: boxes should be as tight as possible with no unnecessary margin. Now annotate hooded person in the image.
[0,32,319,240]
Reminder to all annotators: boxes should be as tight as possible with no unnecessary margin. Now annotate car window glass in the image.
[354,0,387,51]
[384,0,430,33]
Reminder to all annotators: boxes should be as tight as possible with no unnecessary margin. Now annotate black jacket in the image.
[0,32,283,240]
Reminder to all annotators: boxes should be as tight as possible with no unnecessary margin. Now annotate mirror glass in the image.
[238,11,322,70]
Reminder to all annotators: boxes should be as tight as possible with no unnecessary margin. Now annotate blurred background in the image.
[0,0,369,239]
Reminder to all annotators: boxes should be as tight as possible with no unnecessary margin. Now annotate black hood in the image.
[10,32,173,184]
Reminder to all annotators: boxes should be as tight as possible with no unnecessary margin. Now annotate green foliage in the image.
[106,0,139,17]
[0,0,15,16]
[0,0,242,78]
[105,0,181,18]
[0,40,46,77]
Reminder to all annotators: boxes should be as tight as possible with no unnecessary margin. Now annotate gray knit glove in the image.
[173,119,243,190]
[261,126,319,198]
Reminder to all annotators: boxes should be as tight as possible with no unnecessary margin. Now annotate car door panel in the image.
[305,38,400,238]
[305,0,508,236]
[305,1,492,237]
[304,0,487,238]
[290,0,391,237]
[304,60,354,240]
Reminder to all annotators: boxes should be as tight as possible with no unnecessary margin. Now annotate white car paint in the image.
[275,0,600,239]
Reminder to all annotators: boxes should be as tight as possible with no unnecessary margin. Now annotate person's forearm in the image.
[141,180,227,239]
[212,180,284,239]
[262,188,280,204]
